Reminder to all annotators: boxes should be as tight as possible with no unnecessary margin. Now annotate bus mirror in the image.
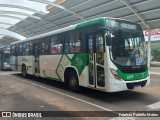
[106,35,112,46]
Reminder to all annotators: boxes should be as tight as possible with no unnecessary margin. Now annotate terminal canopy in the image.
[0,0,160,44]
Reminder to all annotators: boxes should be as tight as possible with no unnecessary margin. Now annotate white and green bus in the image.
[10,17,150,92]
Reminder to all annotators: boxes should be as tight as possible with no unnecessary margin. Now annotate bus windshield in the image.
[106,19,147,67]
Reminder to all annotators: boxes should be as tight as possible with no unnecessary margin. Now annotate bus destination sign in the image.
[106,19,137,30]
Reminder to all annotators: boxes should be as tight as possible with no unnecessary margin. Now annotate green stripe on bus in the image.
[56,53,89,81]
[76,17,106,29]
[116,69,148,81]
[70,53,89,75]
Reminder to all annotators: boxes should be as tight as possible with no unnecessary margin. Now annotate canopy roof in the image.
[0,0,160,44]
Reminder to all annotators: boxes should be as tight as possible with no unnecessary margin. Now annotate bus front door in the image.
[88,32,105,89]
[34,43,40,74]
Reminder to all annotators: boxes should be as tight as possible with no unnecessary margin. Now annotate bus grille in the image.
[120,67,147,73]
[126,80,147,89]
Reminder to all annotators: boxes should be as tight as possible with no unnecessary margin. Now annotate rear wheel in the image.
[22,65,27,78]
[67,71,80,91]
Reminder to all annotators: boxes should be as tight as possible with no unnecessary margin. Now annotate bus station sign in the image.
[144,28,160,41]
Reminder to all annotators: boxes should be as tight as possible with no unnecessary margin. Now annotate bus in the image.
[0,45,11,70]
[10,17,150,92]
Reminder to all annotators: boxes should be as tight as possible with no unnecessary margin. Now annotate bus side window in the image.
[18,44,23,56]
[72,31,81,53]
[45,38,50,54]
[41,42,45,55]
[11,45,15,56]
[41,38,50,55]
[64,31,81,53]
[23,42,29,56]
[29,42,33,55]
[64,32,71,53]
[15,45,19,56]
[50,35,62,54]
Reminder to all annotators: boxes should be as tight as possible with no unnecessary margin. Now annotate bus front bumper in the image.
[107,77,150,92]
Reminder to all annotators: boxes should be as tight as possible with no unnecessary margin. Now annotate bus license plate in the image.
[133,85,141,90]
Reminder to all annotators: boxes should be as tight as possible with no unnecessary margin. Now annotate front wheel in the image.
[67,71,80,91]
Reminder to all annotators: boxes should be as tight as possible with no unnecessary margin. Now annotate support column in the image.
[148,29,151,67]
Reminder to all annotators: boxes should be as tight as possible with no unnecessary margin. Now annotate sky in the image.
[0,0,55,40]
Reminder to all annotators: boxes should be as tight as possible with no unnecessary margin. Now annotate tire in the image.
[67,71,80,91]
[22,65,27,78]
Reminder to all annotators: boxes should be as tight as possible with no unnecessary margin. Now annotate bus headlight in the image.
[110,68,122,81]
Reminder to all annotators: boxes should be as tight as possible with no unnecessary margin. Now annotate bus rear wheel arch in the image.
[64,68,80,91]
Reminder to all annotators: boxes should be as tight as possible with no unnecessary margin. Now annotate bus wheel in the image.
[67,71,80,91]
[22,65,27,78]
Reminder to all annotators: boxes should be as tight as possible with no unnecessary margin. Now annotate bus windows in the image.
[18,44,23,56]
[15,45,19,56]
[29,42,33,55]
[64,43,69,53]
[50,35,62,54]
[64,31,81,53]
[72,41,80,53]
[72,31,81,53]
[34,44,40,56]
[64,32,71,53]
[11,45,15,56]
[41,42,45,55]
[41,38,50,55]
[23,42,29,56]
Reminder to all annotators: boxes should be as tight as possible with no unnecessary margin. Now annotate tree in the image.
[151,46,160,62]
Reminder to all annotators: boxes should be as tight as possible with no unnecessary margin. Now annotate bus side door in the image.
[87,32,105,89]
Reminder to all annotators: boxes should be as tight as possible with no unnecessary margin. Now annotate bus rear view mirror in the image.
[106,35,111,46]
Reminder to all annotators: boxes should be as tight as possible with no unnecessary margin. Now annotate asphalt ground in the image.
[0,68,160,120]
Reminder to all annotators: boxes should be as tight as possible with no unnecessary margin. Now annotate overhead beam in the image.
[29,0,85,21]
[0,10,60,36]
[43,0,92,22]
[0,34,21,41]
[9,16,61,36]
[0,26,31,39]
[0,14,37,25]
[145,18,160,23]
[0,14,58,36]
[121,0,151,29]
[0,10,42,20]
[0,22,14,26]
[0,27,12,30]
[0,27,26,38]
[0,15,40,35]
[120,7,160,21]
[0,14,24,21]
[0,4,45,15]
